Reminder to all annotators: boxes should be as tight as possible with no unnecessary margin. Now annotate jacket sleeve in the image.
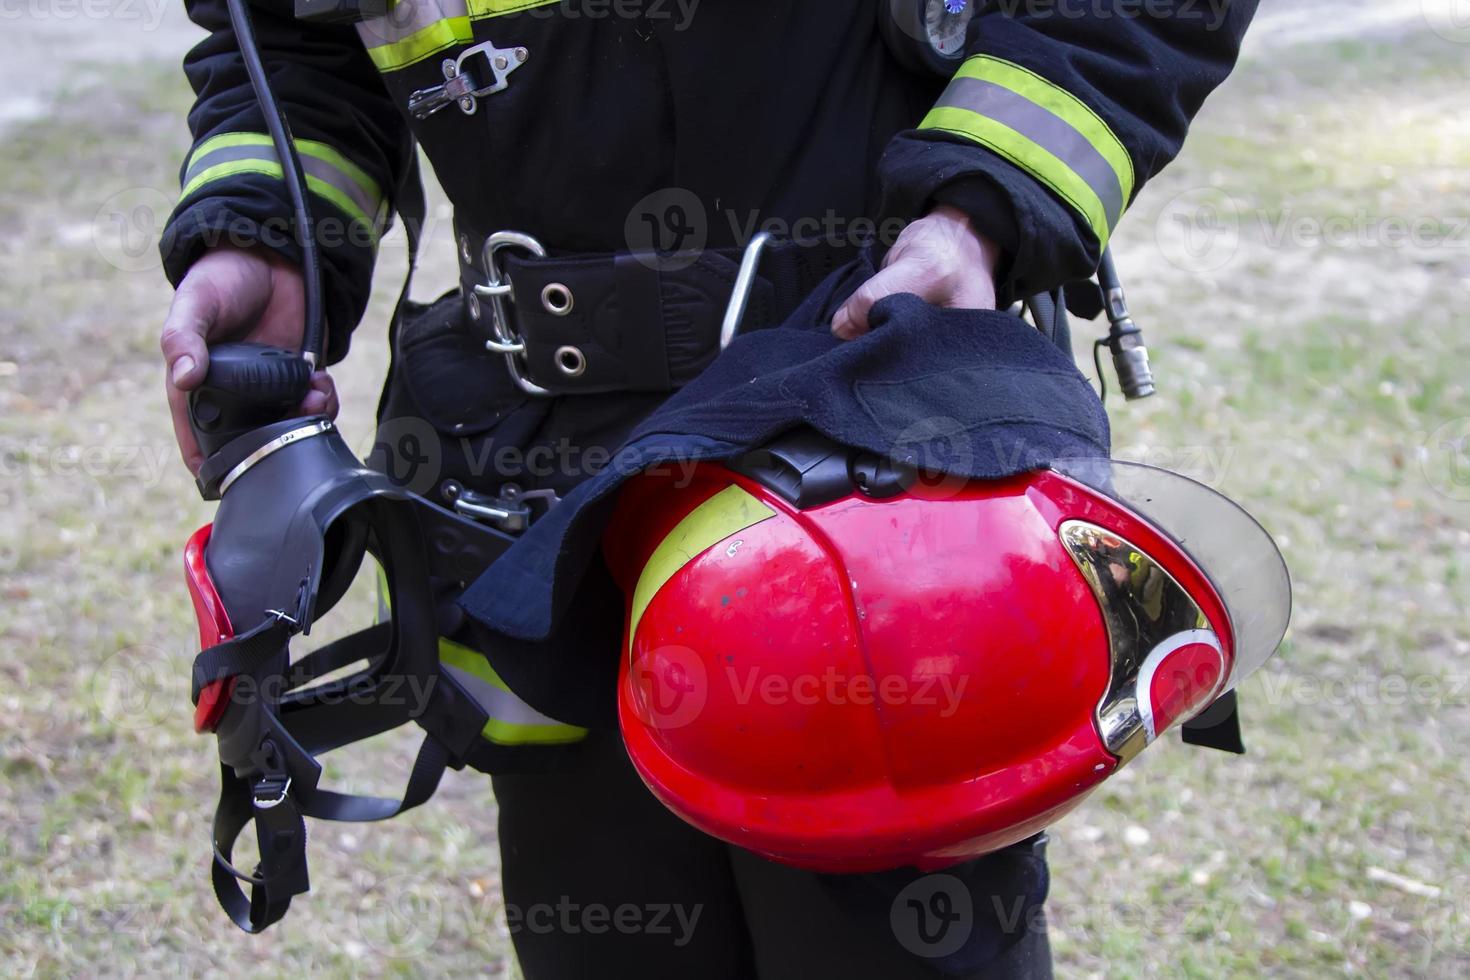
[160,0,414,364]
[879,0,1258,302]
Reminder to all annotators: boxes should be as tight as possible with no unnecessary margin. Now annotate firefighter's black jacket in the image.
[161,0,1258,364]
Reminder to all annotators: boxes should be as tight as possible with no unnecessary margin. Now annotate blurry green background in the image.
[1,1,1468,976]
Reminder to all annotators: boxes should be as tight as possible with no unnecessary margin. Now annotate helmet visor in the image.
[1050,458,1291,688]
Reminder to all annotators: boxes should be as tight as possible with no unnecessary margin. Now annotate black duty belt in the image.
[454,220,858,396]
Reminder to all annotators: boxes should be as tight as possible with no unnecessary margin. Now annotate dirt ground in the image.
[2,3,1468,977]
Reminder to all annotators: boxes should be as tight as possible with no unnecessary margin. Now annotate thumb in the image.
[831,260,927,341]
[160,275,221,392]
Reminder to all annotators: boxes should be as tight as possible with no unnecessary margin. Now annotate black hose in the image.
[225,0,326,363]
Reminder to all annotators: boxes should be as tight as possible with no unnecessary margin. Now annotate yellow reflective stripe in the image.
[956,57,1134,200]
[439,638,589,745]
[181,133,385,240]
[187,132,273,169]
[361,0,559,72]
[364,16,475,71]
[922,55,1136,247]
[440,634,514,692]
[181,159,284,199]
[923,106,1113,248]
[296,139,379,202]
[479,716,589,745]
[466,0,560,13]
[375,566,586,747]
[628,485,776,656]
[303,174,378,234]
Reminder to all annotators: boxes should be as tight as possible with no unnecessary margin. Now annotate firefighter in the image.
[158,2,1259,976]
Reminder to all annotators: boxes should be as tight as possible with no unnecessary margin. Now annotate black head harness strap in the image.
[189,417,513,931]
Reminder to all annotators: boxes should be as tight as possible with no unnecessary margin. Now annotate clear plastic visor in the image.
[1051,458,1291,688]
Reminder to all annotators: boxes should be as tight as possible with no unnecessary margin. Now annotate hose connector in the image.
[1097,249,1156,401]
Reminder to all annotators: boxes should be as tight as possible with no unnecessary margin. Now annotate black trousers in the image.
[491,731,1053,980]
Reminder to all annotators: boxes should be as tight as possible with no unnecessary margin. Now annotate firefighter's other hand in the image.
[831,205,999,340]
[160,245,337,474]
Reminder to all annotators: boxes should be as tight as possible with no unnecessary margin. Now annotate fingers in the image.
[831,258,930,340]
[167,370,206,474]
[830,208,1001,341]
[299,370,339,421]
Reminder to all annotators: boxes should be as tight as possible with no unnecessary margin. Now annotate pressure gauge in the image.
[880,0,982,77]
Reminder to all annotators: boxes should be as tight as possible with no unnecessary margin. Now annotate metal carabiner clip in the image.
[408,41,529,120]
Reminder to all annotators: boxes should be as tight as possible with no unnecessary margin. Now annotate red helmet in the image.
[603,431,1289,873]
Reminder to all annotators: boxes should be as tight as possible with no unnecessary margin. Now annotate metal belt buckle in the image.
[408,40,529,120]
[469,230,552,396]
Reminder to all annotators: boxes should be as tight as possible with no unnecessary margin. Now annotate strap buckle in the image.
[441,481,559,534]
[253,775,292,810]
[408,41,529,120]
[469,230,553,396]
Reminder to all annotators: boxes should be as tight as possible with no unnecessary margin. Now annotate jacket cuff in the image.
[160,139,387,366]
[880,53,1137,297]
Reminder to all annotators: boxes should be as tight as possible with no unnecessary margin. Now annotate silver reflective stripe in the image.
[442,661,571,730]
[184,142,381,230]
[936,75,1126,232]
[358,0,469,50]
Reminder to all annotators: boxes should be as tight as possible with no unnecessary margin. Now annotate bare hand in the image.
[159,246,337,473]
[831,205,1000,340]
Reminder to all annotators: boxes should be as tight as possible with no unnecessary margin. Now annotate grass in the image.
[3,20,1468,980]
